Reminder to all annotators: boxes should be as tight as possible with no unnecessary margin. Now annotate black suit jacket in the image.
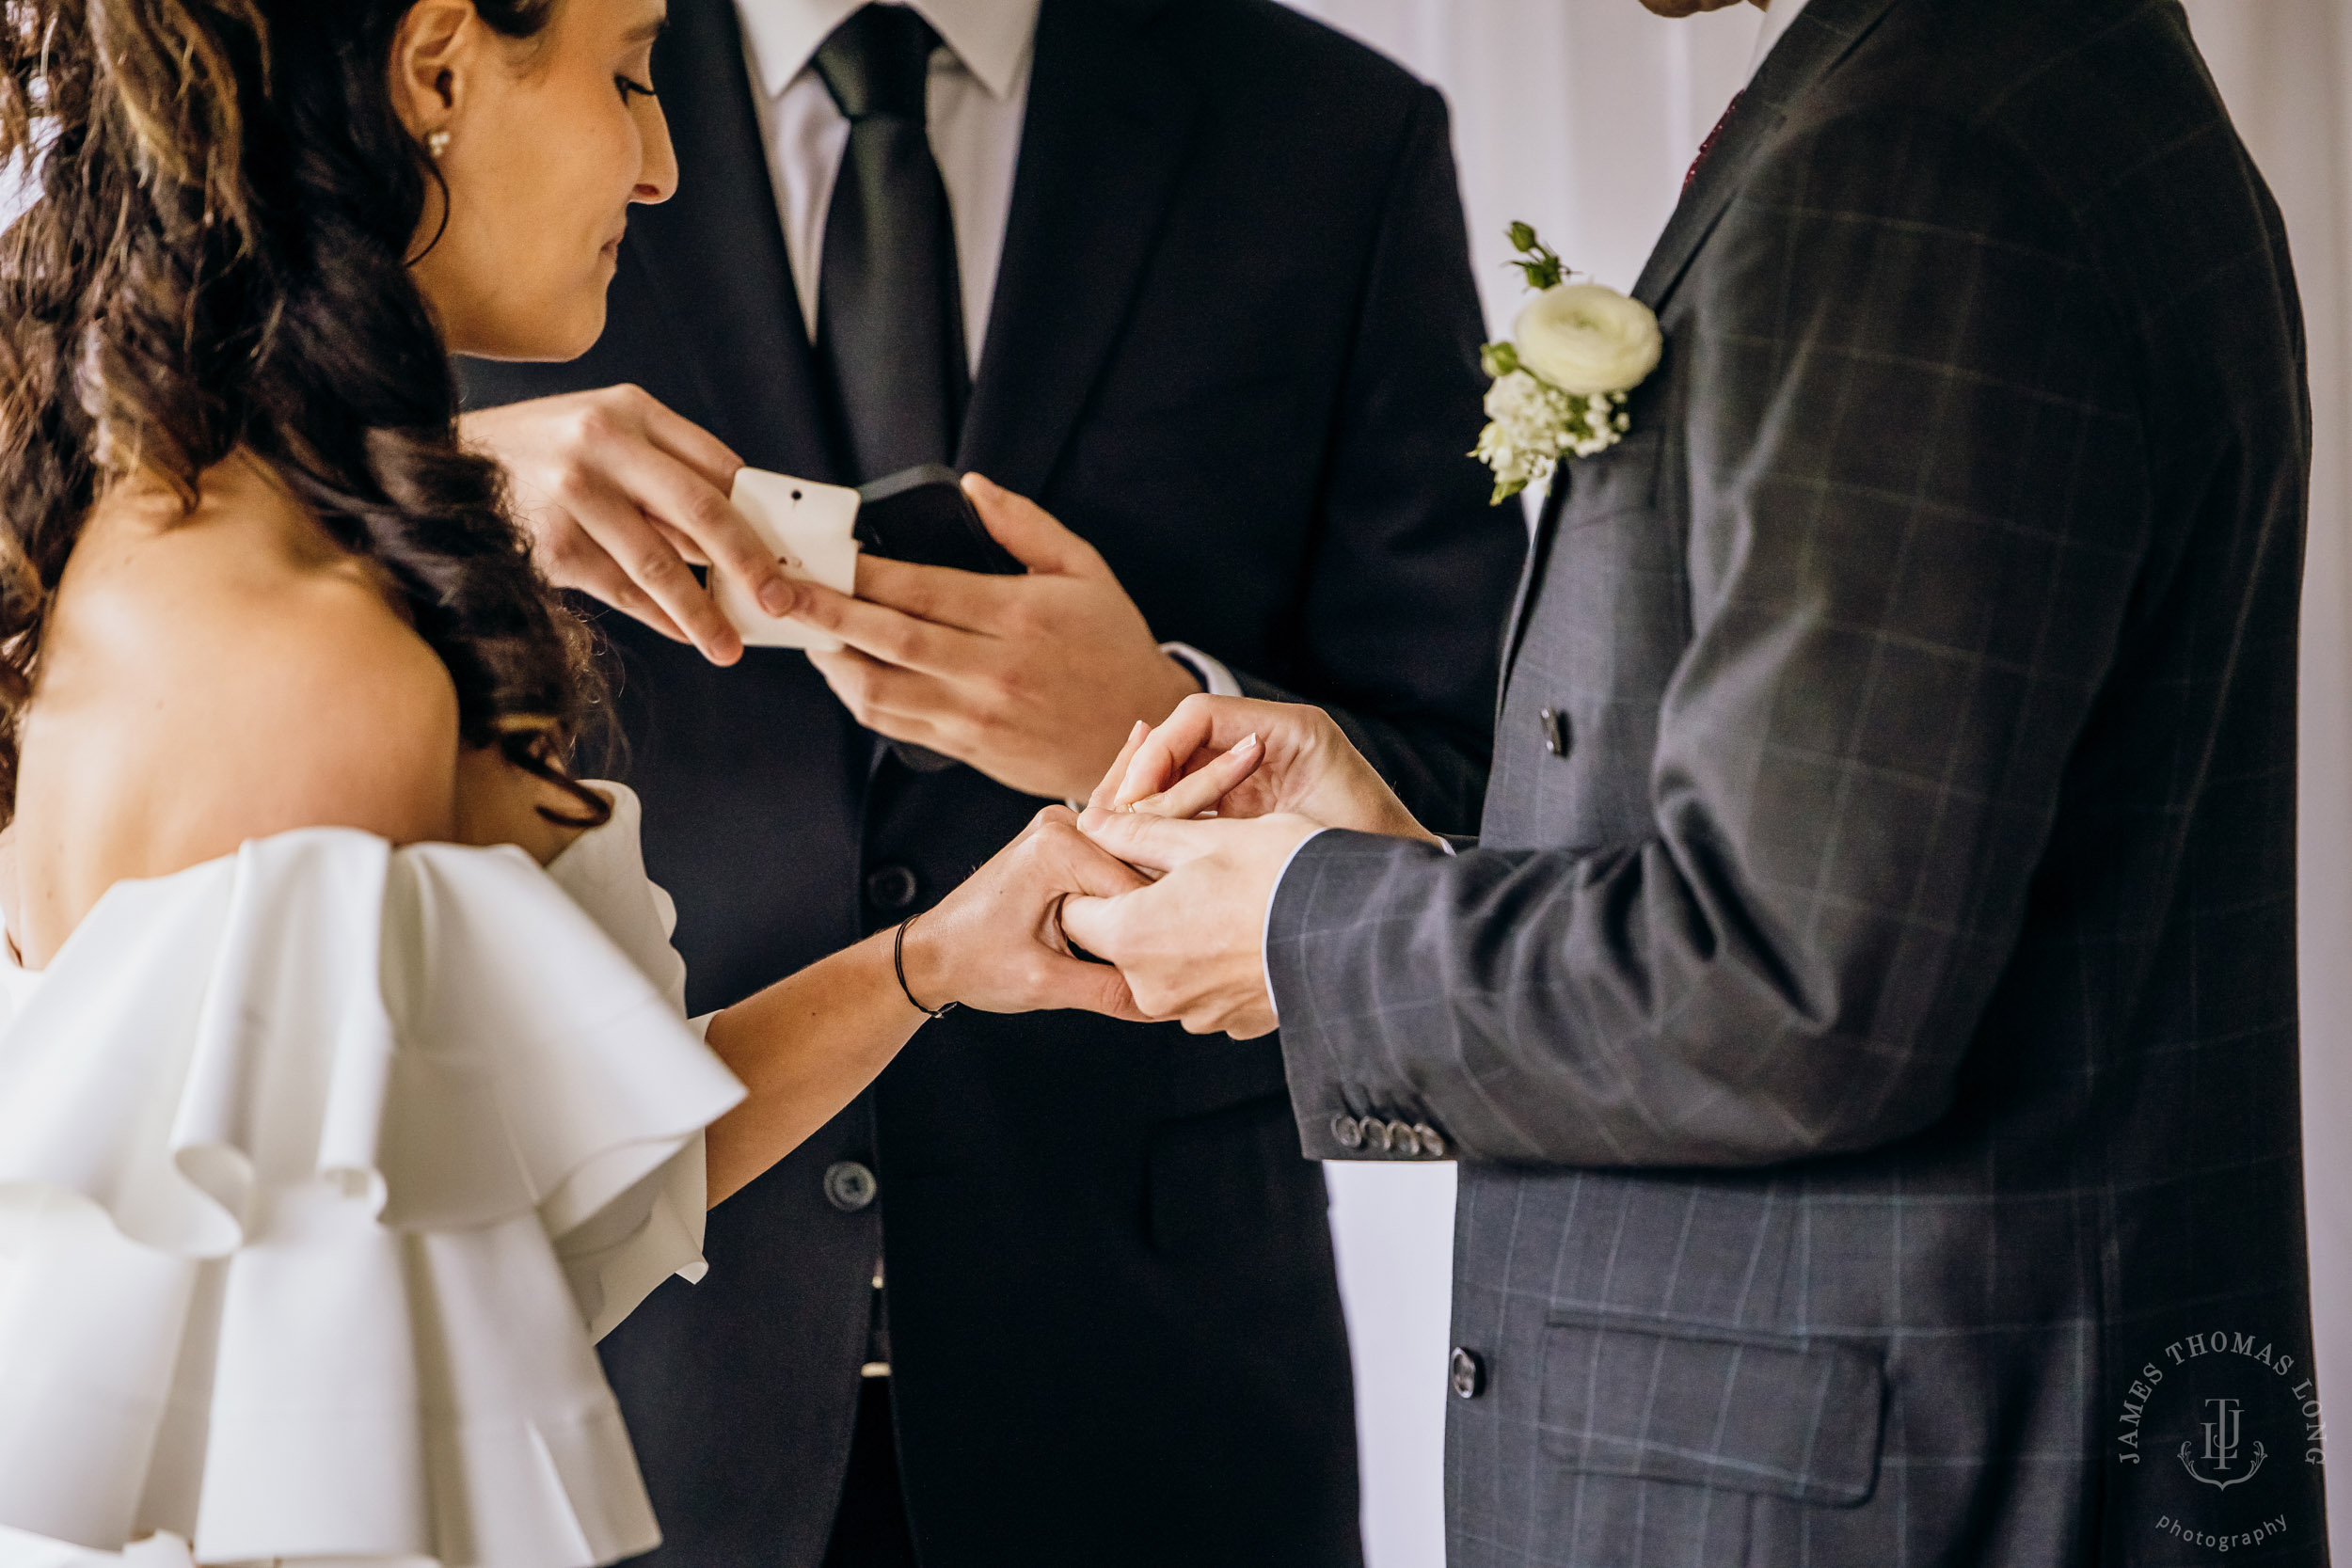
[1263,0,2322,1562]
[463,2,1523,1563]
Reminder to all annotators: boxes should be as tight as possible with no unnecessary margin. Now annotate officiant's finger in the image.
[1074,810,1225,875]
[1087,722,1152,814]
[807,649,964,745]
[1127,733,1262,820]
[791,581,977,674]
[963,473,1106,579]
[852,555,1015,635]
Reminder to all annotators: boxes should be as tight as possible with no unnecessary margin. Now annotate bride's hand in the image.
[1089,695,1441,845]
[1081,719,1265,827]
[895,806,1153,1021]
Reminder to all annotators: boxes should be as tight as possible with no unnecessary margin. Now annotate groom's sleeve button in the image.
[1412,1123,1447,1160]
[1387,1120,1421,1157]
[1330,1114,1366,1150]
[1363,1119,1394,1153]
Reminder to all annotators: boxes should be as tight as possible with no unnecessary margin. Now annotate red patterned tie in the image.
[1684,93,1742,192]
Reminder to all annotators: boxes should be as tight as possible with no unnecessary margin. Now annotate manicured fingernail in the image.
[1130,720,1149,740]
[1238,733,1260,752]
[759,578,797,616]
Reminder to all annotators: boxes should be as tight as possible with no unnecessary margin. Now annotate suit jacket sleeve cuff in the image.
[1266,828,1458,1163]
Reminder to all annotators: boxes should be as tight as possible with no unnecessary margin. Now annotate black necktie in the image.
[813,5,968,482]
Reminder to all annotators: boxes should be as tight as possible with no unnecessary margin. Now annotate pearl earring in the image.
[425,128,452,160]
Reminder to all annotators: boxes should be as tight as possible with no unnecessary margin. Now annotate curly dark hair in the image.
[0,0,610,825]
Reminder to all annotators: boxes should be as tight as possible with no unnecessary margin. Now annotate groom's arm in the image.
[1264,107,2153,1166]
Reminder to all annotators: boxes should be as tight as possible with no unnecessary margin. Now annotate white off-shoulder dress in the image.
[0,785,748,1568]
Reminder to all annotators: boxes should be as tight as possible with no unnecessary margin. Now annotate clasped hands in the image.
[1054,694,1445,1037]
[461,387,1441,1032]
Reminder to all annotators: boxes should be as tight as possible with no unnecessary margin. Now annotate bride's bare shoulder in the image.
[32,455,461,847]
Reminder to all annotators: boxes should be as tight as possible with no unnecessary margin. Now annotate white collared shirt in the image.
[733,0,1041,372]
[731,2,1239,745]
[1746,0,1816,84]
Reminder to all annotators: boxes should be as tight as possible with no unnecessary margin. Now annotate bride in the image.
[0,0,1213,1563]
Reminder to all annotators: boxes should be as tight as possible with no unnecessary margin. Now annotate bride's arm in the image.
[697,806,1149,1206]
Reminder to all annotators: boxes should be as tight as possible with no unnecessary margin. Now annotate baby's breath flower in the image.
[1472,372,1629,502]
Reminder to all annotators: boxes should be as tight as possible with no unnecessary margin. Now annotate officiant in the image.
[458,0,1524,1563]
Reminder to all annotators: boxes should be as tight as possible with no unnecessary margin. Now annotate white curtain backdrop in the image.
[1294,3,2352,1563]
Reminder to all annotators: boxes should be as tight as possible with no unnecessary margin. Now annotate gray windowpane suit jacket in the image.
[1265,0,2323,1561]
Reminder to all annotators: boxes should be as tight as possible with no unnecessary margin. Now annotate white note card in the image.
[713,467,862,651]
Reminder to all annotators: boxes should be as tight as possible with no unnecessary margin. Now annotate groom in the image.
[1041,0,2328,1560]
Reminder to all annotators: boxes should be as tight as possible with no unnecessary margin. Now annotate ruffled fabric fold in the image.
[0,789,745,1568]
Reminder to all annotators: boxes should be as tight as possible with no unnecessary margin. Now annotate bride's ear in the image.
[388,0,485,145]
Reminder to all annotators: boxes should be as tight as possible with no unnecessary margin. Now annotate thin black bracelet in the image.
[893,913,959,1020]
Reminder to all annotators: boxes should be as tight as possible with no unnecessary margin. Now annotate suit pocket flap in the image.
[1536,1315,1883,1506]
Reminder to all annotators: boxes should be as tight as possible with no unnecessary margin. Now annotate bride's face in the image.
[394,0,678,361]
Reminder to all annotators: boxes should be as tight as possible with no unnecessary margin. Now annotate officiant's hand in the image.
[789,475,1204,801]
[1058,812,1324,1038]
[1093,694,1441,845]
[459,387,792,666]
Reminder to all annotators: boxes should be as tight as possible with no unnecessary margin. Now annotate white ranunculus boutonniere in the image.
[1473,224,1662,503]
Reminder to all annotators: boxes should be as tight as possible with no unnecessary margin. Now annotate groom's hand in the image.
[460,387,792,666]
[789,475,1204,801]
[1060,812,1326,1038]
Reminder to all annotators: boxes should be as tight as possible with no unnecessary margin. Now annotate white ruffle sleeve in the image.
[0,785,746,1568]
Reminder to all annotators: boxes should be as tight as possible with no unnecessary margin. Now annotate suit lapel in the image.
[955,0,1200,497]
[1495,486,1565,729]
[628,0,845,480]
[1494,0,1904,704]
[1631,0,1904,310]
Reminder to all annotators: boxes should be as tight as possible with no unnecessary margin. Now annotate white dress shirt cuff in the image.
[1159,641,1243,698]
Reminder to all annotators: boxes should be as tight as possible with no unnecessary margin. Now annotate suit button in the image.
[824,1161,878,1212]
[1363,1118,1394,1153]
[1538,707,1570,757]
[1331,1114,1365,1150]
[1413,1123,1447,1159]
[866,865,920,913]
[1388,1120,1420,1157]
[1451,1347,1486,1400]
